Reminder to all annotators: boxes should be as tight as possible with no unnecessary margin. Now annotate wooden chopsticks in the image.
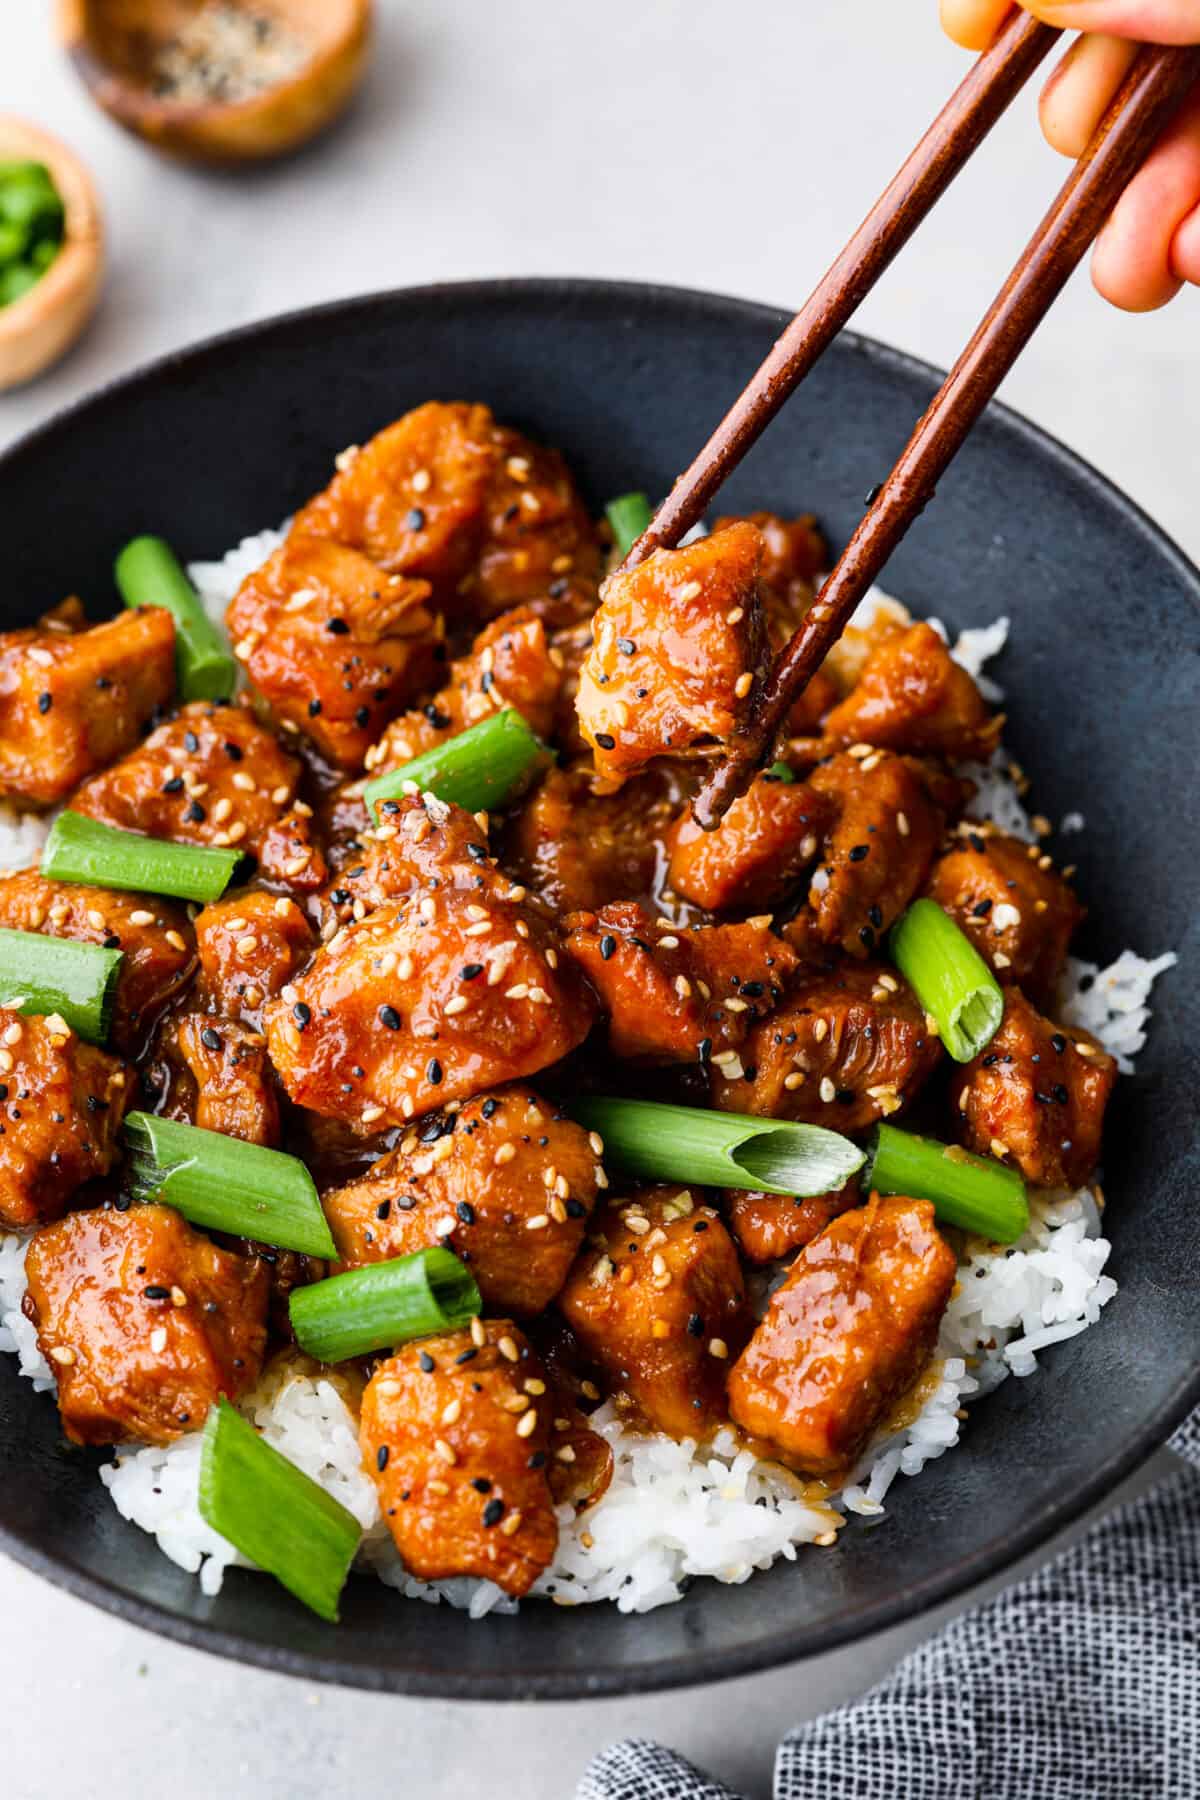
[634,25,1200,829]
[619,7,1060,575]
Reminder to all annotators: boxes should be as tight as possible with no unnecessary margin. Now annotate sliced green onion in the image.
[289,1248,481,1364]
[865,1121,1029,1244]
[889,898,1004,1063]
[199,1399,360,1622]
[0,927,122,1045]
[605,491,653,559]
[123,1113,336,1258]
[42,812,239,904]
[764,760,796,784]
[570,1097,864,1197]
[363,708,550,823]
[115,535,238,702]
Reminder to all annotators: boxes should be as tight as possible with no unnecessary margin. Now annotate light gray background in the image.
[2,5,1194,1796]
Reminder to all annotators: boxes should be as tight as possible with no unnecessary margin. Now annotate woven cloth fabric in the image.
[578,1413,1200,1800]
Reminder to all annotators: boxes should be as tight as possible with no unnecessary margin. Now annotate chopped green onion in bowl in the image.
[0,161,65,309]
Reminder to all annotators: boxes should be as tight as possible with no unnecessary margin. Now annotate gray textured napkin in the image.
[578,1411,1200,1800]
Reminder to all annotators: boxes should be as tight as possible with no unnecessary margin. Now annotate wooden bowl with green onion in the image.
[57,0,373,166]
[0,117,104,392]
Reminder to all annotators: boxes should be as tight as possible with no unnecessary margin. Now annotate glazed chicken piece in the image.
[821,621,1001,762]
[558,1186,748,1441]
[292,402,600,622]
[264,885,594,1128]
[23,1203,269,1446]
[924,825,1084,1005]
[501,762,684,914]
[0,1012,131,1230]
[360,1321,559,1596]
[71,701,327,892]
[951,987,1116,1188]
[292,401,501,600]
[321,1086,602,1314]
[713,960,941,1132]
[575,522,769,783]
[563,902,798,1064]
[226,536,439,770]
[0,870,194,1054]
[468,426,602,619]
[665,771,833,914]
[159,1014,281,1146]
[723,1179,860,1266]
[0,606,176,810]
[727,1197,956,1473]
[193,888,314,1025]
[805,750,947,956]
[363,604,565,784]
[321,791,494,928]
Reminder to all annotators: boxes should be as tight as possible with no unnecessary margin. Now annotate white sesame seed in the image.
[515,1408,538,1438]
[734,671,754,699]
[819,1077,836,1103]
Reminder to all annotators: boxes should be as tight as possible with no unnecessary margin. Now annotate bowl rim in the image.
[0,274,1197,1700]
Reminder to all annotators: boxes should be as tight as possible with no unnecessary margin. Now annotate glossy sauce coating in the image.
[23,1203,268,1445]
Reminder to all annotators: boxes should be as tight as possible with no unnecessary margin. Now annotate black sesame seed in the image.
[527,1450,547,1470]
[418,1351,435,1373]
[1051,1033,1067,1054]
[460,963,484,981]
[353,705,369,729]
[973,899,994,918]
[465,842,487,863]
[376,1445,389,1471]
[471,1475,491,1492]
[859,925,876,950]
[1053,1083,1070,1105]
[162,776,185,794]
[594,732,615,750]
[376,1199,391,1221]
[848,844,870,862]
[326,617,350,635]
[456,1201,476,1225]
[142,1285,170,1300]
[616,637,636,656]
[184,801,206,823]
[426,1058,443,1085]
[868,905,884,928]
[687,1312,704,1337]
[292,1002,311,1028]
[183,731,200,753]
[37,691,53,714]
[308,699,322,716]
[566,1197,586,1219]
[378,1004,402,1031]
[482,1498,505,1528]
[599,934,617,961]
[481,1098,498,1119]
[224,740,243,760]
[200,1026,223,1052]
[406,508,426,530]
[456,1347,479,1365]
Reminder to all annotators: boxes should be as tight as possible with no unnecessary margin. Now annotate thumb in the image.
[1021,0,1200,42]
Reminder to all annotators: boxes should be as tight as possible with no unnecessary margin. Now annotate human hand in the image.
[940,1,1200,309]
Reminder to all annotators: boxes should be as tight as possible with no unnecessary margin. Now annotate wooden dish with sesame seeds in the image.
[57,0,372,165]
[0,282,1191,1696]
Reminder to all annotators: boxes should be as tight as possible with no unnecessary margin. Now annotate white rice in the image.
[0,558,1179,1614]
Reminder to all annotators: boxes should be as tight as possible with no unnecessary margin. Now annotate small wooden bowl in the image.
[0,117,104,392]
[57,0,373,165]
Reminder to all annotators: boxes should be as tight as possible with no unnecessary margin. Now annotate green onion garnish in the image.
[123,1113,337,1258]
[605,491,653,559]
[570,1097,864,1197]
[115,535,238,702]
[0,927,122,1045]
[42,812,239,904]
[289,1247,481,1364]
[0,161,64,309]
[764,760,796,783]
[363,708,550,823]
[889,898,1004,1063]
[864,1121,1029,1243]
[199,1399,360,1622]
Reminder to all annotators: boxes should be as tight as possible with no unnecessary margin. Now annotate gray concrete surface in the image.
[2,4,1195,1795]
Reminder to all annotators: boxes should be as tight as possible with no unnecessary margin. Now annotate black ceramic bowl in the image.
[0,279,1196,1699]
